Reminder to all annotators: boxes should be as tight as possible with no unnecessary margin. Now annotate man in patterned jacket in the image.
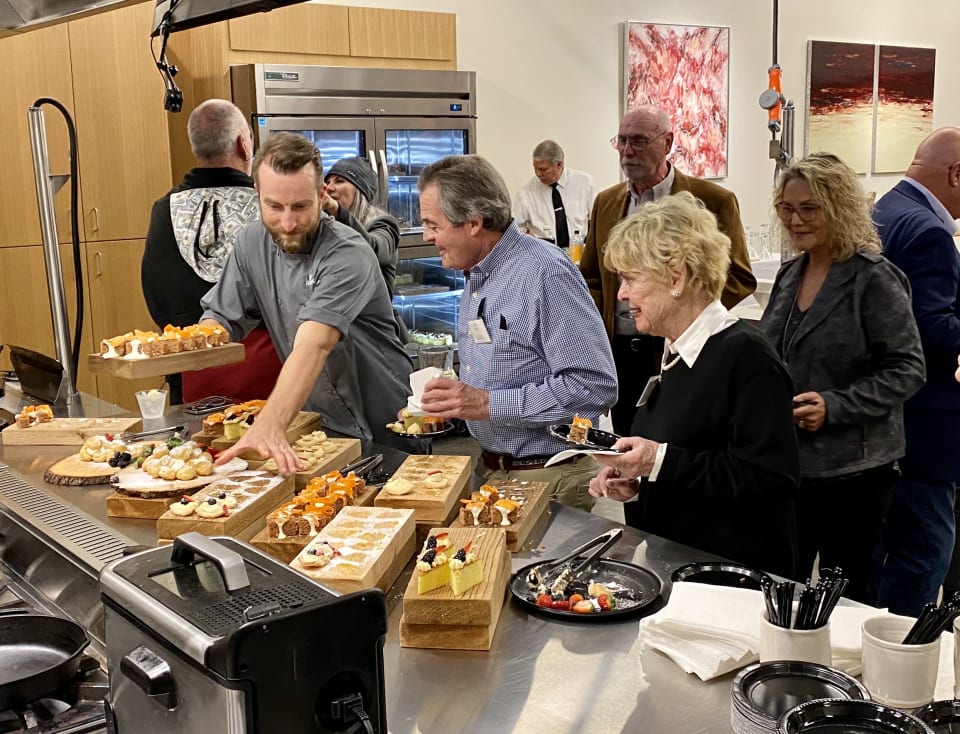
[142,98,281,403]
[417,155,618,511]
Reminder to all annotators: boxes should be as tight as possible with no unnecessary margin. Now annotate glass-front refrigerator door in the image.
[374,118,476,255]
[253,116,377,177]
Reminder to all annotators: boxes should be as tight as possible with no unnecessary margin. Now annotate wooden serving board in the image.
[374,455,472,523]
[4,417,141,446]
[450,480,551,552]
[157,473,294,541]
[248,438,362,490]
[113,457,248,498]
[44,455,118,486]
[290,507,416,595]
[400,529,511,651]
[209,411,323,453]
[106,492,179,519]
[87,342,245,380]
[157,518,262,547]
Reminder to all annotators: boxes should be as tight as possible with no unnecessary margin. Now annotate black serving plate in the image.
[510,557,662,622]
[671,561,772,591]
[917,700,960,734]
[393,421,454,439]
[549,423,623,452]
[732,662,871,730]
[779,699,934,734]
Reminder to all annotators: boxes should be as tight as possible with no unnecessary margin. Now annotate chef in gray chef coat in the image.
[201,132,413,474]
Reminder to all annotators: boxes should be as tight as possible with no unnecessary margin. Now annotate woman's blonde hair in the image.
[773,152,881,260]
[603,191,730,300]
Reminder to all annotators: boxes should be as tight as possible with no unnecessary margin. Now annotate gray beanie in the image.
[325,157,378,202]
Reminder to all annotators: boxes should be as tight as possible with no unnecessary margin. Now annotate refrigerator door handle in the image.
[377,149,389,210]
[367,149,378,176]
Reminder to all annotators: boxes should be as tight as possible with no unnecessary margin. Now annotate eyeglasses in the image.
[610,131,668,151]
[774,203,822,222]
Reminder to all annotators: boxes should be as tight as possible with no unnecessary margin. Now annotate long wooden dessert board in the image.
[205,411,323,454]
[113,457,248,498]
[249,485,382,563]
[400,527,511,651]
[290,506,416,595]
[157,472,294,541]
[449,480,551,552]
[88,342,245,380]
[247,438,362,490]
[374,455,472,524]
[107,492,179,519]
[4,417,141,446]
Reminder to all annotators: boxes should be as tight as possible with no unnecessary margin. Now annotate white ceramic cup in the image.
[135,389,167,420]
[862,615,940,709]
[758,612,832,666]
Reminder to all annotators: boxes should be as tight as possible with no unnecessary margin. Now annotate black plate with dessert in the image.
[510,557,663,622]
[550,418,622,452]
[386,412,454,438]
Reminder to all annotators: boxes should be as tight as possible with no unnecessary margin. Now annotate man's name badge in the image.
[468,319,491,344]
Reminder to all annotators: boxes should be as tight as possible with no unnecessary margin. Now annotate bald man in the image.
[874,127,960,615]
[580,105,756,434]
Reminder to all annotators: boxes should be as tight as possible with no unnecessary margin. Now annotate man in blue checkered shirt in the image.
[419,155,617,511]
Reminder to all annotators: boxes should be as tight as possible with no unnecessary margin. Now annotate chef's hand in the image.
[593,435,660,479]
[215,419,302,476]
[420,377,490,421]
[792,391,826,432]
[589,466,640,502]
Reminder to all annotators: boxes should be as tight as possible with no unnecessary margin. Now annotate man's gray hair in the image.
[188,99,250,162]
[532,139,564,165]
[418,155,513,232]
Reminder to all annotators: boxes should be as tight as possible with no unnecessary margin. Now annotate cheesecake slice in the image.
[448,543,483,597]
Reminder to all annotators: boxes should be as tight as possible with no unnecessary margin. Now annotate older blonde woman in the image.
[589,191,800,578]
[760,153,924,604]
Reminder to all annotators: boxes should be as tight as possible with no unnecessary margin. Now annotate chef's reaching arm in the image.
[213,320,340,475]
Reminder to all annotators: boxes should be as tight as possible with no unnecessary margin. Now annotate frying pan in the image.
[0,610,89,709]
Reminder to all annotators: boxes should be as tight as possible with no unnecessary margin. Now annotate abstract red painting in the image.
[624,22,730,179]
[874,45,935,173]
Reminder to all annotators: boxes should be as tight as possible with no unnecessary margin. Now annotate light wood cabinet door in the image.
[69,1,172,242]
[0,244,97,395]
[85,239,161,409]
[348,7,457,62]
[0,25,79,248]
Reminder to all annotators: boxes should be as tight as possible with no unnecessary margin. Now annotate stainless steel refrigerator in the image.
[231,63,477,343]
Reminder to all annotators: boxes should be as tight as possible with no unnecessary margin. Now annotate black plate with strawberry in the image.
[510,557,663,622]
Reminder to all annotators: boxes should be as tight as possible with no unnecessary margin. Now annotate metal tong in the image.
[339,454,384,481]
[119,424,186,442]
[525,528,623,597]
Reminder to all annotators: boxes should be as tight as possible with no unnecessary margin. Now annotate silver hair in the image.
[532,139,564,165]
[188,99,250,162]
[418,155,513,232]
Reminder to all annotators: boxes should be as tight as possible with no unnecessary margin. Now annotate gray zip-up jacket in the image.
[759,250,925,478]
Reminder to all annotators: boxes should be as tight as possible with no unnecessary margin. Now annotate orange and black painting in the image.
[875,45,936,173]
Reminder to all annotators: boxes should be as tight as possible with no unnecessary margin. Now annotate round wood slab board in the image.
[113,457,249,498]
[44,456,118,486]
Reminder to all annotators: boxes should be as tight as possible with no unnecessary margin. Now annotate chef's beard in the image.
[266,219,320,254]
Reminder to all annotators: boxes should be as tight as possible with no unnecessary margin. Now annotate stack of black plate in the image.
[916,700,960,733]
[731,662,870,734]
[778,699,933,733]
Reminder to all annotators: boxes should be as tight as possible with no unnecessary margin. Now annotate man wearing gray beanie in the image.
[323,157,400,297]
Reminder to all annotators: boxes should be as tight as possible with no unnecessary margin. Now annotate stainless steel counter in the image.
[0,386,741,734]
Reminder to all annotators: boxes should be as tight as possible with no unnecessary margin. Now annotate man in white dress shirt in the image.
[512,140,596,246]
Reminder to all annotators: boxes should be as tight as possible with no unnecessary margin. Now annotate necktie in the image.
[551,182,570,248]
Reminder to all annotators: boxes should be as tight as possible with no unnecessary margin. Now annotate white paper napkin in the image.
[544,447,622,467]
[406,367,442,413]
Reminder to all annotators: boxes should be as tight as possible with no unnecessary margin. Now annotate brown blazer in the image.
[580,168,757,337]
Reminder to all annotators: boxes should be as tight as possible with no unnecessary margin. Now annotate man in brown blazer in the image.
[580,105,756,433]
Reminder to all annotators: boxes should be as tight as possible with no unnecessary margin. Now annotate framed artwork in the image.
[806,41,875,174]
[805,41,936,174]
[624,21,730,179]
[874,45,935,173]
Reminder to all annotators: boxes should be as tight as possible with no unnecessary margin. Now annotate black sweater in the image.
[142,167,256,327]
[626,321,800,578]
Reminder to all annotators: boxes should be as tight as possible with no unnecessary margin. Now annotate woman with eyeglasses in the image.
[759,152,925,603]
[588,191,801,578]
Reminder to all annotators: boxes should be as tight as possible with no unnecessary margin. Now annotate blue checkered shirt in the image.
[459,223,617,456]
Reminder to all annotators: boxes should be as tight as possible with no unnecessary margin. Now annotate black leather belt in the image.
[480,451,553,471]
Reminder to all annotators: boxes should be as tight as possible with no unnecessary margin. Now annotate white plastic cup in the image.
[759,612,832,666]
[135,389,167,419]
[862,615,940,709]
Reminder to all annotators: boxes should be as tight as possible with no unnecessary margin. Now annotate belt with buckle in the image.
[480,451,553,471]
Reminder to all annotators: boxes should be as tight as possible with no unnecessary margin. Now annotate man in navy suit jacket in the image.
[873,127,960,616]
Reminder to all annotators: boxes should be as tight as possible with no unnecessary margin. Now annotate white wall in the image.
[332,0,960,232]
